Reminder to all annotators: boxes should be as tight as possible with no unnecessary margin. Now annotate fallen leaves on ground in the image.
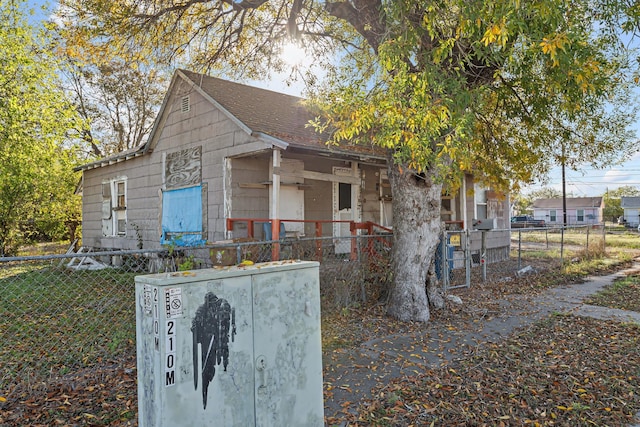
[1,257,638,426]
[0,356,137,426]
[339,314,640,426]
[323,257,640,426]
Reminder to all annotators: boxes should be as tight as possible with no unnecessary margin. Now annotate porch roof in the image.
[178,70,386,160]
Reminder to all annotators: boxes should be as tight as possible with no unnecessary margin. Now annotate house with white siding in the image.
[531,197,603,225]
[621,197,640,226]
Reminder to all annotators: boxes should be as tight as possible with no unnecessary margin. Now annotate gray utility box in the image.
[473,218,497,230]
[135,260,324,427]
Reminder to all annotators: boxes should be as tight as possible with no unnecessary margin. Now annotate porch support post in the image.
[462,175,471,286]
[315,221,322,261]
[350,221,358,261]
[462,174,468,231]
[270,148,281,260]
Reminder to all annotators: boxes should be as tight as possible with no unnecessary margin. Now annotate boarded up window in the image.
[161,185,206,246]
[102,183,112,220]
[165,146,202,189]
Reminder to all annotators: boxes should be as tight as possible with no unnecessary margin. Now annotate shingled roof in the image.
[77,70,385,171]
[532,197,603,209]
[621,197,640,208]
[179,69,327,146]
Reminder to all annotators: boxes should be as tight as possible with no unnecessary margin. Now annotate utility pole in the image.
[561,143,566,265]
[561,143,567,226]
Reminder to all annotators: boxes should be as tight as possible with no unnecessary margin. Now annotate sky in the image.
[23,0,640,198]
[525,151,640,197]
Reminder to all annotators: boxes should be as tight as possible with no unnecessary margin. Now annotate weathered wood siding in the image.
[360,166,385,224]
[82,154,159,250]
[81,74,510,256]
[82,76,273,249]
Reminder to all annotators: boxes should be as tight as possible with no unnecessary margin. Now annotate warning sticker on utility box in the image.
[142,284,153,315]
[165,287,183,319]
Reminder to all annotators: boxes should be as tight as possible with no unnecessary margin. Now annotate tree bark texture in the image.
[386,156,443,322]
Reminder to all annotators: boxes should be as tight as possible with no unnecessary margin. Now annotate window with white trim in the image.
[102,177,127,236]
[577,209,584,222]
[550,210,557,222]
[474,183,488,219]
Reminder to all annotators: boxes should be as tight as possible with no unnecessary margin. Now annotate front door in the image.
[332,166,359,254]
[277,158,305,236]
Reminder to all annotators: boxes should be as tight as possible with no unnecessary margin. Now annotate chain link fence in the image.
[0,235,393,407]
[510,224,607,269]
[436,225,606,290]
[0,227,601,421]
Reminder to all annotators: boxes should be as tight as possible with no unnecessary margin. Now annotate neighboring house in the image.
[76,69,510,261]
[531,197,603,225]
[621,197,640,226]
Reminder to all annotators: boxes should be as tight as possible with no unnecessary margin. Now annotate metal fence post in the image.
[518,229,522,270]
[465,229,471,288]
[545,228,549,249]
[560,225,565,266]
[481,231,487,282]
[586,224,590,256]
[443,230,450,290]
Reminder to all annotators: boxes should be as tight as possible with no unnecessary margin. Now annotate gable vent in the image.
[181,96,190,113]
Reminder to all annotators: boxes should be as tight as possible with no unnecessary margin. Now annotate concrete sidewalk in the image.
[323,264,640,425]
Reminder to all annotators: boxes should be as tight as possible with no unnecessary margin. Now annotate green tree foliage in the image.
[512,187,565,215]
[0,1,83,255]
[514,187,570,215]
[603,185,640,222]
[59,0,639,321]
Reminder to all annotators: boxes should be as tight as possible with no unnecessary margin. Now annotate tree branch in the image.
[325,0,385,52]
[133,0,269,23]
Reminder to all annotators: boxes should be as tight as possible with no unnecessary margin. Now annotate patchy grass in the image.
[0,265,136,394]
[17,240,74,256]
[585,274,640,312]
[604,232,640,249]
[513,227,640,250]
[562,251,634,276]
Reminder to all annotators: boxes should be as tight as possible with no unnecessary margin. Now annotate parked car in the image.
[511,215,546,228]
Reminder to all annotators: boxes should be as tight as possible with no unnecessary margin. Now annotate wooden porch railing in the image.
[225,218,393,261]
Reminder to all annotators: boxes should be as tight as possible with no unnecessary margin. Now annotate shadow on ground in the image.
[323,259,640,426]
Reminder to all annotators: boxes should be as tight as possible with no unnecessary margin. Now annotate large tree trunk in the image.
[386,159,443,322]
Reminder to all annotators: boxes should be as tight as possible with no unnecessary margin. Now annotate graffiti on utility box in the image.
[191,292,236,410]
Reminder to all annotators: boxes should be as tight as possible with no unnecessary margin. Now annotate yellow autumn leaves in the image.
[482,21,599,94]
[481,18,510,48]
